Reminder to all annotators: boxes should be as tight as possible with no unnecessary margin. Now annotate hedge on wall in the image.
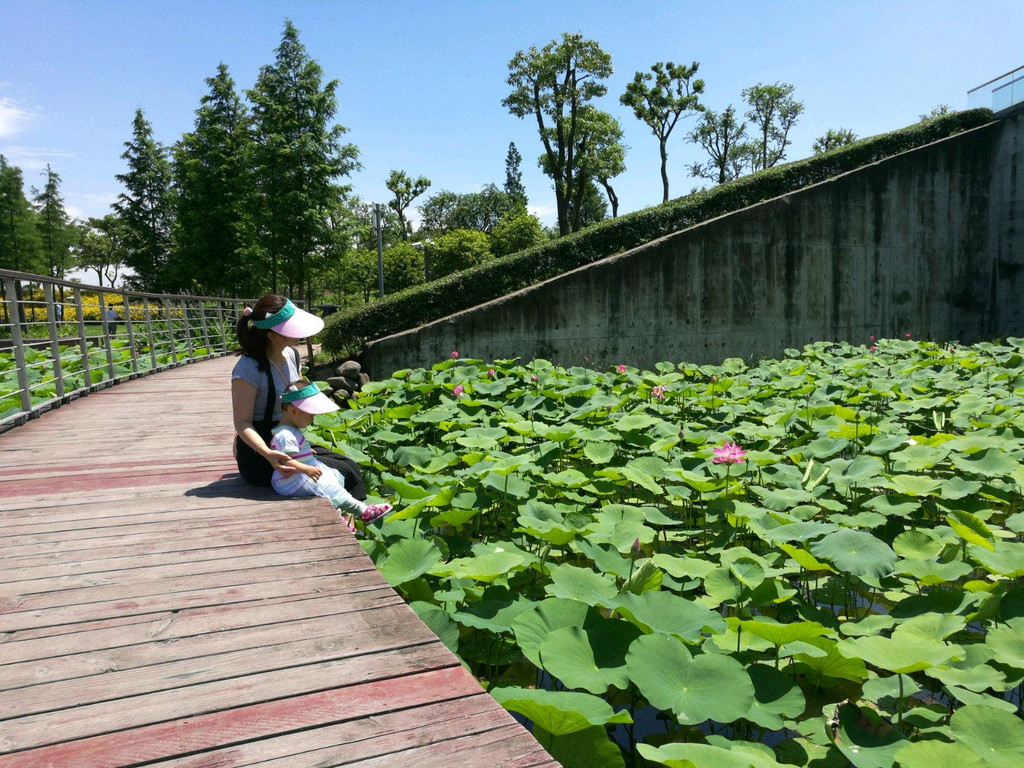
[322,108,994,357]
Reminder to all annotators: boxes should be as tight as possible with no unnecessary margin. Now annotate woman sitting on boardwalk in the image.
[231,294,366,499]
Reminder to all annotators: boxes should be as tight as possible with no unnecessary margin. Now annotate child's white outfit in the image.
[270,425,367,515]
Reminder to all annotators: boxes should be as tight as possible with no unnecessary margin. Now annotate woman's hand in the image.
[266,450,299,475]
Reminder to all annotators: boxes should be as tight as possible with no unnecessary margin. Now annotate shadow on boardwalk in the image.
[0,354,558,768]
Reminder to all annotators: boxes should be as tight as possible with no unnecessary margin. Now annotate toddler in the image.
[270,380,392,525]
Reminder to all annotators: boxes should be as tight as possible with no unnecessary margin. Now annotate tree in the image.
[578,107,627,220]
[0,155,41,273]
[76,215,128,287]
[171,63,259,296]
[920,105,954,121]
[33,165,73,279]
[114,108,174,291]
[620,61,704,202]
[248,19,359,299]
[538,105,624,228]
[431,229,492,279]
[419,185,515,234]
[812,128,857,155]
[381,241,425,293]
[742,82,804,172]
[503,33,613,237]
[385,170,430,240]
[688,106,748,185]
[490,208,545,257]
[503,142,528,208]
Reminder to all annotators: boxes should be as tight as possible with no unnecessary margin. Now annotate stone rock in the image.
[337,360,361,377]
[359,373,370,386]
[327,376,349,390]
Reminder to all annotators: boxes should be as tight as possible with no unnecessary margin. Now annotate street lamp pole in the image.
[412,238,432,283]
[374,203,384,298]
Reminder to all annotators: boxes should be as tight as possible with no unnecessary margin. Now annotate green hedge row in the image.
[322,108,994,356]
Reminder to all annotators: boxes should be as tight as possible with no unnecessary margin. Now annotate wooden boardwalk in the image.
[0,355,558,768]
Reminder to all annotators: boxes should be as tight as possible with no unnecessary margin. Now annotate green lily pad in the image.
[545,563,619,605]
[893,740,987,768]
[609,590,726,641]
[377,538,442,587]
[743,663,806,731]
[626,634,755,724]
[536,725,626,768]
[810,529,897,582]
[512,598,600,668]
[409,601,459,652]
[489,686,632,736]
[538,619,642,694]
[638,741,786,768]
[950,704,1024,768]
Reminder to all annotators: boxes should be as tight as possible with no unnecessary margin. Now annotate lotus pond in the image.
[310,338,1024,768]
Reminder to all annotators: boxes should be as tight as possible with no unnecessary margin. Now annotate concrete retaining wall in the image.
[365,111,1024,376]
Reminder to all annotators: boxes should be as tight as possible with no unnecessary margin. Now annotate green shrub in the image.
[323,108,994,356]
[430,229,493,279]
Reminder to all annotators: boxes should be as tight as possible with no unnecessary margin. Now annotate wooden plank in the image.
[0,667,483,768]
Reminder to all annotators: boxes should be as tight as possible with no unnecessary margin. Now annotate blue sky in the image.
[1,0,1021,228]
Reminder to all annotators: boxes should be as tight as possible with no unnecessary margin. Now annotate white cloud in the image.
[0,97,36,138]
[0,145,74,171]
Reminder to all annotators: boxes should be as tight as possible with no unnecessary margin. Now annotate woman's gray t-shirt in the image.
[231,350,301,422]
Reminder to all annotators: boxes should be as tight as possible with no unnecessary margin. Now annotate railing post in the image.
[73,286,92,390]
[44,282,65,399]
[198,299,211,358]
[4,277,32,416]
[123,293,139,375]
[143,297,158,370]
[180,299,195,362]
[97,292,116,381]
[163,299,179,365]
[216,300,228,353]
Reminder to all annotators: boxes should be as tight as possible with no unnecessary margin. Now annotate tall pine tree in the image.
[0,155,41,273]
[115,109,174,291]
[33,165,73,279]
[247,20,359,299]
[172,63,260,296]
[503,142,528,209]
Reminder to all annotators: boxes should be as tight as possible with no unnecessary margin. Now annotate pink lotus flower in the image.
[651,386,667,400]
[451,351,459,359]
[905,332,911,339]
[617,364,626,374]
[530,374,538,382]
[869,335,875,341]
[712,441,747,464]
[487,368,495,378]
[870,345,877,351]
[631,538,642,554]
[452,385,464,397]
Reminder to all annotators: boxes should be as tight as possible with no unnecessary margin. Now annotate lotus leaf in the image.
[890,443,950,472]
[833,702,908,768]
[743,663,806,731]
[945,685,1019,712]
[377,538,442,587]
[489,686,632,735]
[545,563,619,605]
[538,619,642,693]
[451,589,534,633]
[534,725,626,768]
[971,541,1024,576]
[985,617,1024,670]
[583,441,615,464]
[738,618,829,648]
[896,557,973,585]
[512,598,601,668]
[622,560,663,594]
[809,529,897,582]
[950,448,1021,478]
[433,549,531,582]
[652,553,717,580]
[791,637,868,685]
[893,529,945,559]
[778,543,837,573]
[950,703,1024,768]
[637,741,787,768]
[885,474,943,496]
[947,509,996,551]
[760,520,839,544]
[893,740,987,768]
[409,601,459,652]
[610,590,726,640]
[838,632,961,674]
[626,634,755,724]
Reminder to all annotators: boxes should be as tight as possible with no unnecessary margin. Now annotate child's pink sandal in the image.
[361,503,392,522]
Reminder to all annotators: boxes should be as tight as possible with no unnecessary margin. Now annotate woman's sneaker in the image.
[361,503,392,522]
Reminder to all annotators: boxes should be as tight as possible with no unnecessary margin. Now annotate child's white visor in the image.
[281,383,339,414]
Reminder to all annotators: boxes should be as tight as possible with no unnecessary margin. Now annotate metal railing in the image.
[0,269,256,431]
[968,64,1024,113]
